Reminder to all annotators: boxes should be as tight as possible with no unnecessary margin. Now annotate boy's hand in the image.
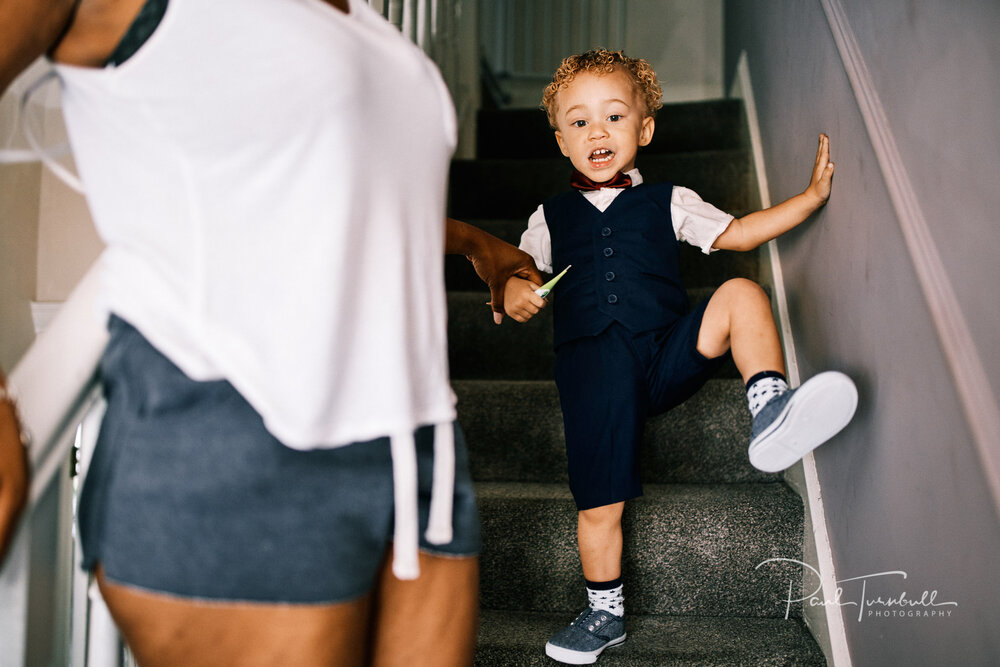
[467,246,543,324]
[504,276,548,323]
[806,133,835,205]
[713,133,836,252]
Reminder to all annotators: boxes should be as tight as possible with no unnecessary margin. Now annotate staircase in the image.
[446,100,826,665]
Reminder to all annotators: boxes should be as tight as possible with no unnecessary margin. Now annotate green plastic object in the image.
[535,265,572,298]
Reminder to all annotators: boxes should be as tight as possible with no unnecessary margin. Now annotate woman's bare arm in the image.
[0,0,147,96]
[0,0,78,94]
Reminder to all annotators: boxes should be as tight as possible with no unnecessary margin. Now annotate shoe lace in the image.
[573,607,614,632]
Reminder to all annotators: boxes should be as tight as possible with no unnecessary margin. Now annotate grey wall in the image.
[725,1,999,665]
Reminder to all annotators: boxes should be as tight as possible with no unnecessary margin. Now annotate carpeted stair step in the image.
[475,482,804,617]
[446,233,760,292]
[476,99,747,160]
[475,610,825,666]
[455,379,776,485]
[448,150,754,220]
[447,289,742,380]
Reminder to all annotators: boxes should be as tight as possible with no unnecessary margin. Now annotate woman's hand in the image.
[446,218,544,323]
[0,377,29,568]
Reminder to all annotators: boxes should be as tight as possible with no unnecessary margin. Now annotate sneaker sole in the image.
[748,371,858,473]
[544,633,627,664]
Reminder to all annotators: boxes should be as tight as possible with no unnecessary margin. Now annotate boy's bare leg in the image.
[370,549,479,666]
[578,502,626,582]
[97,566,372,667]
[697,276,857,473]
[696,278,785,382]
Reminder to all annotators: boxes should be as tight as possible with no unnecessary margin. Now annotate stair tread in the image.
[475,480,797,501]
[445,241,760,291]
[447,290,744,381]
[475,610,825,666]
[448,150,754,219]
[454,378,774,484]
[476,99,746,159]
[475,481,804,617]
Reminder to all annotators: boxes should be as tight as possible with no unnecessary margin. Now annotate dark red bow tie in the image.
[570,170,633,191]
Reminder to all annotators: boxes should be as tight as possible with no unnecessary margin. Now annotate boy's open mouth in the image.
[589,148,614,165]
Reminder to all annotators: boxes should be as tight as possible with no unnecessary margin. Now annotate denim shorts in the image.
[78,316,480,603]
[554,300,726,510]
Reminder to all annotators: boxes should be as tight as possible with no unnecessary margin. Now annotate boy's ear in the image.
[638,116,655,147]
[554,130,570,158]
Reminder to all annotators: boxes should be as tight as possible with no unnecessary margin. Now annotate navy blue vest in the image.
[545,182,689,347]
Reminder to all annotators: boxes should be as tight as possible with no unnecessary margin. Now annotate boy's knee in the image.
[718,278,769,308]
[579,502,625,528]
[721,277,765,297]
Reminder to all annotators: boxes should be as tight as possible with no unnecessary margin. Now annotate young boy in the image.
[503,49,858,664]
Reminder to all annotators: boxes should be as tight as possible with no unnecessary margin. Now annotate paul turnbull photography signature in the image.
[756,558,959,622]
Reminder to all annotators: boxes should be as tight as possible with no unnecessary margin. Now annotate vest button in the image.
[607,294,618,304]
[603,247,614,257]
[605,271,615,281]
[601,227,612,237]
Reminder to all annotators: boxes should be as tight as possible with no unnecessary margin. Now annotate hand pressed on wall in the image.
[806,133,835,205]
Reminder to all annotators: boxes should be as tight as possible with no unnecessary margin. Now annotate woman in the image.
[0,0,541,664]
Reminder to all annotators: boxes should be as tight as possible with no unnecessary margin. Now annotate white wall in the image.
[35,109,102,303]
[624,0,723,103]
[0,89,41,372]
[480,0,723,107]
[0,68,103,371]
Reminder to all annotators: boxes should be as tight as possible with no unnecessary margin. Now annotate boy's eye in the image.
[572,120,587,128]
[608,114,622,122]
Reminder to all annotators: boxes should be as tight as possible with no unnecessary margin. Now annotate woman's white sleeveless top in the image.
[54,0,458,578]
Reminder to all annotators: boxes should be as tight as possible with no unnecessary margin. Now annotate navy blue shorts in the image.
[554,300,726,510]
[78,316,480,603]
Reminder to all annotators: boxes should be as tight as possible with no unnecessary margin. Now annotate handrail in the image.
[1,256,110,665]
[9,255,109,505]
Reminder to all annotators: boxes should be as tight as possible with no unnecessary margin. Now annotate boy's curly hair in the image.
[541,49,663,129]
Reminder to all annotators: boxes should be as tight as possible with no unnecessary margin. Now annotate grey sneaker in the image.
[544,607,626,664]
[748,371,858,473]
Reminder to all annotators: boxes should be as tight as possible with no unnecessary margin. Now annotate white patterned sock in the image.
[587,582,624,617]
[747,373,789,417]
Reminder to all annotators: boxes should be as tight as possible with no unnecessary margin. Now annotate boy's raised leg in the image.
[696,277,783,382]
[696,277,857,472]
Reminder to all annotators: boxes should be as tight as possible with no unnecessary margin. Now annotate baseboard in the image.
[729,50,853,667]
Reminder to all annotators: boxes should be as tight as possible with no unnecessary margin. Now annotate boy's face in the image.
[552,69,654,182]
